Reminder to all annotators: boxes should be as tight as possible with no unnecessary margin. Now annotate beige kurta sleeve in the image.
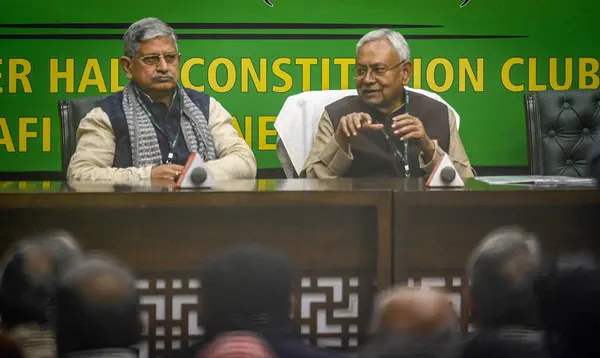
[203,97,257,180]
[67,108,153,184]
[418,108,476,179]
[301,110,353,178]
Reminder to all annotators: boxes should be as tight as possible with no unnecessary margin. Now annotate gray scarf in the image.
[122,83,217,167]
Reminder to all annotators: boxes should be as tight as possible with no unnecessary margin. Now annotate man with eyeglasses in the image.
[301,29,474,179]
[68,18,256,185]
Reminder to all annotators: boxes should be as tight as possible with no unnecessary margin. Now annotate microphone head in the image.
[190,167,207,185]
[440,166,456,183]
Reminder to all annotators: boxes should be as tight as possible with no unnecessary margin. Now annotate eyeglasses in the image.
[353,60,407,80]
[135,52,180,66]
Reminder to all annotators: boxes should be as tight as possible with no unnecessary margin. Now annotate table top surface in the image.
[0,178,597,194]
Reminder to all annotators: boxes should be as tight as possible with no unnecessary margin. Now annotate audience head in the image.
[467,226,542,329]
[354,29,413,113]
[35,229,82,277]
[534,252,600,358]
[360,286,460,358]
[121,17,180,98]
[199,331,276,358]
[56,253,141,355]
[370,286,458,335]
[199,244,294,340]
[0,230,83,329]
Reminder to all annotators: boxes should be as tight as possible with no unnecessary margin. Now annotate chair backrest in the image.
[275,89,356,178]
[58,96,107,179]
[524,89,600,177]
[274,88,461,178]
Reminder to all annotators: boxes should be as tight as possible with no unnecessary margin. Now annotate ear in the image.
[402,61,413,86]
[121,56,134,80]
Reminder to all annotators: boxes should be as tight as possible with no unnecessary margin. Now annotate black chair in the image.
[58,96,107,179]
[524,89,600,177]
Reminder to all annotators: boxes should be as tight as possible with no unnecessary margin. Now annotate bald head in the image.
[56,254,141,355]
[361,287,460,358]
[373,287,457,335]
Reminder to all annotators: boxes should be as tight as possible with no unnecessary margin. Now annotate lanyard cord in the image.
[133,86,184,164]
[377,90,411,178]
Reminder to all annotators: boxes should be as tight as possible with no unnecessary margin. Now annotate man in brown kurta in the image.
[301,29,474,179]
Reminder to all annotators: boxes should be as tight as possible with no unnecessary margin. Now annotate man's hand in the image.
[338,112,384,137]
[151,164,184,182]
[335,112,384,151]
[335,112,384,153]
[391,114,435,161]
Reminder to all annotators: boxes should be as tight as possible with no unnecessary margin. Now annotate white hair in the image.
[466,226,543,327]
[467,226,542,278]
[356,29,411,62]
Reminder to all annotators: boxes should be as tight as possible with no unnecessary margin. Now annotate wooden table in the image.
[0,178,599,356]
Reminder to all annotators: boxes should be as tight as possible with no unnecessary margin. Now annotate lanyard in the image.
[133,86,183,164]
[378,90,411,178]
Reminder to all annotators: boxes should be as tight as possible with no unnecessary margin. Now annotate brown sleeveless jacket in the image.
[325,91,450,177]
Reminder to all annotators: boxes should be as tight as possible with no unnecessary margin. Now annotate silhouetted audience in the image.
[460,226,547,358]
[6,227,600,358]
[358,286,460,358]
[172,244,340,358]
[56,254,141,358]
[0,230,83,358]
[534,252,600,358]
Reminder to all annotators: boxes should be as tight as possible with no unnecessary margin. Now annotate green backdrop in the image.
[1,0,598,172]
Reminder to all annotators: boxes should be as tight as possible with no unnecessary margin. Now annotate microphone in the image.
[190,167,208,185]
[175,153,214,189]
[425,153,465,188]
[440,167,456,184]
